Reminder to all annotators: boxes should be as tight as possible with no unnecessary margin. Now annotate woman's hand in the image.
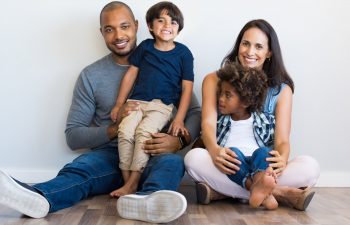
[266,150,287,176]
[210,146,241,175]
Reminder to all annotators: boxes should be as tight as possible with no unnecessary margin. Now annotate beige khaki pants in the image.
[118,99,173,171]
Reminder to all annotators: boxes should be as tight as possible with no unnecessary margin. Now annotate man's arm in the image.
[65,71,110,150]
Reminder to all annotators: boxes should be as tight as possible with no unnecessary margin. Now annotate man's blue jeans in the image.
[33,147,185,212]
[226,147,271,189]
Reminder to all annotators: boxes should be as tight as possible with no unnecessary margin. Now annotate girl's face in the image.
[149,10,179,43]
[238,27,271,70]
[218,81,248,117]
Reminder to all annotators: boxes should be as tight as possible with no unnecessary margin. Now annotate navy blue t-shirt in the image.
[129,39,194,106]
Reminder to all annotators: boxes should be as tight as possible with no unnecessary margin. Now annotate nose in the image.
[114,28,125,40]
[218,94,224,103]
[247,46,255,56]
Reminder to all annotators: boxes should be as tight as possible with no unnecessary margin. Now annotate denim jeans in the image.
[33,147,184,212]
[226,147,271,189]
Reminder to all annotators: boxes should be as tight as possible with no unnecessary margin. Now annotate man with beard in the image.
[0,2,201,223]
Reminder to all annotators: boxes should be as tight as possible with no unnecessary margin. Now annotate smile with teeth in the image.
[161,30,171,34]
[244,57,257,63]
[114,40,128,48]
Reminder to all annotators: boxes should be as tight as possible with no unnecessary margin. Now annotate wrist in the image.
[178,135,189,150]
[107,122,119,140]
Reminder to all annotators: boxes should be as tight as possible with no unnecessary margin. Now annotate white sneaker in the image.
[0,170,50,218]
[117,190,187,223]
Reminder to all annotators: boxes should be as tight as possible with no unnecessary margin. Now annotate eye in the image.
[104,27,113,33]
[172,20,179,26]
[225,92,232,99]
[256,44,264,50]
[241,41,249,47]
[121,25,130,30]
[157,18,164,23]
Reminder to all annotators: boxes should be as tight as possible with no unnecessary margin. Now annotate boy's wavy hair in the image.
[217,61,268,113]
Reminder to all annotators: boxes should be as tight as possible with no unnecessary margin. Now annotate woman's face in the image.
[238,27,271,70]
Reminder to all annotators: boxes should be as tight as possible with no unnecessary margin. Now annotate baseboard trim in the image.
[2,169,350,187]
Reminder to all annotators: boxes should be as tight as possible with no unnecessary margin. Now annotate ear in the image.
[147,22,153,31]
[134,20,139,32]
[266,50,272,59]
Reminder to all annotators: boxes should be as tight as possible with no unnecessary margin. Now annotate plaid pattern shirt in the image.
[216,112,275,148]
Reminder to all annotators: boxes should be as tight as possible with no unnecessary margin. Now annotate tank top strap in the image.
[263,83,286,115]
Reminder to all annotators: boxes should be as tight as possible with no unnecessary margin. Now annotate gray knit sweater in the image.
[65,54,201,150]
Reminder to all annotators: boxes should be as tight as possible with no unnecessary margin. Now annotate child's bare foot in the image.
[110,185,137,198]
[249,170,276,208]
[262,194,278,210]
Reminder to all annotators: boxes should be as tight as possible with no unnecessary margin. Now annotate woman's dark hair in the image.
[221,19,294,93]
[146,1,184,39]
[217,61,268,113]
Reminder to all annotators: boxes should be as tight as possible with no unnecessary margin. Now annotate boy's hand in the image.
[110,106,120,122]
[167,120,189,137]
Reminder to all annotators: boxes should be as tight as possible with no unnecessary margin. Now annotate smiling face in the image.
[100,6,138,64]
[238,27,271,70]
[149,10,179,43]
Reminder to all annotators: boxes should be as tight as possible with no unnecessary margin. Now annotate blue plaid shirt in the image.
[216,112,275,148]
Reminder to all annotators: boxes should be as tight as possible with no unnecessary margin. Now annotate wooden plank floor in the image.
[0,187,349,225]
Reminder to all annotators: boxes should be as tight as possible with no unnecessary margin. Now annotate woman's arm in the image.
[267,85,293,175]
[201,72,220,153]
[201,72,240,174]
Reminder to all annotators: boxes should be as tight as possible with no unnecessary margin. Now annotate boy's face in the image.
[218,81,247,115]
[149,10,179,43]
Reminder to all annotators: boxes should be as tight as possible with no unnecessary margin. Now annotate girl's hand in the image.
[168,120,189,137]
[266,150,287,176]
[210,146,241,175]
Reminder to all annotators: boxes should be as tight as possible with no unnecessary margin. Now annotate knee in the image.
[297,155,321,181]
[118,127,134,140]
[184,148,206,171]
[252,147,271,159]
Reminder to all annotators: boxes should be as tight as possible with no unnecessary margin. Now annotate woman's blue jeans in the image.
[33,147,185,212]
[226,147,271,189]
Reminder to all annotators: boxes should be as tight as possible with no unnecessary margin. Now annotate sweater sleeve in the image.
[184,93,201,143]
[65,71,111,150]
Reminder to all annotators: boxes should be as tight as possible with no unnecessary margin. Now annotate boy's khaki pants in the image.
[118,99,173,171]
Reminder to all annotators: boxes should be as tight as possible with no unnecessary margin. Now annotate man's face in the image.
[100,6,138,63]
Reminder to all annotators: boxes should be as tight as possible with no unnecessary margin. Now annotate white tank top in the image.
[224,114,259,156]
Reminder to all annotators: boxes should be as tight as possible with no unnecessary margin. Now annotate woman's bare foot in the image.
[249,170,276,208]
[110,184,137,197]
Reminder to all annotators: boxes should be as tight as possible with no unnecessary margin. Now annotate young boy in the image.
[216,61,278,209]
[110,1,194,197]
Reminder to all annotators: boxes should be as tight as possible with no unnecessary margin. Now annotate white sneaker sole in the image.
[117,190,187,223]
[0,170,49,218]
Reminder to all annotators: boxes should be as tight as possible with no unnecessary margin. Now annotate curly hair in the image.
[217,61,268,113]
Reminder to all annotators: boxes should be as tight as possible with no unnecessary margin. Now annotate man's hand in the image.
[143,133,181,155]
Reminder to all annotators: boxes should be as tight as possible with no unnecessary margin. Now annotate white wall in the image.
[1,0,349,186]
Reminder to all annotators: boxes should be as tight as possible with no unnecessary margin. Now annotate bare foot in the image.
[110,185,137,198]
[262,194,278,210]
[249,170,276,208]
